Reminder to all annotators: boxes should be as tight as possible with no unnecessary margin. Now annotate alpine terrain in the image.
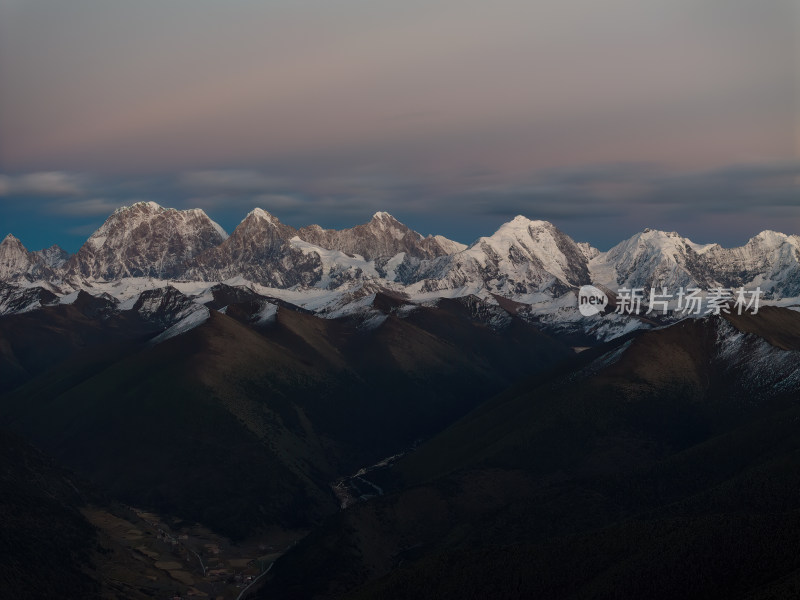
[1,203,798,599]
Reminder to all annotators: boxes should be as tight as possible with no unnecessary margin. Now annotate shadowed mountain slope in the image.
[261,308,800,600]
[1,297,570,542]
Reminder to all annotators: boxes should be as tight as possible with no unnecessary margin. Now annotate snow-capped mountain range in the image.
[1,201,799,340]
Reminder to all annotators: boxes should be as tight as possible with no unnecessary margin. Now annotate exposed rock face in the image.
[66,201,227,280]
[589,228,800,298]
[0,234,35,281]
[295,212,466,283]
[298,212,462,262]
[131,286,201,327]
[703,231,800,298]
[0,282,58,315]
[589,229,718,291]
[0,235,67,282]
[2,202,800,308]
[184,208,322,287]
[34,245,70,269]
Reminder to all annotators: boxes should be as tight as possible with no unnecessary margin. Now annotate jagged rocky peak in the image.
[111,200,163,215]
[297,212,456,261]
[1,233,28,252]
[69,289,118,318]
[0,282,59,315]
[367,211,430,238]
[589,226,800,294]
[66,201,228,280]
[0,233,35,280]
[236,207,297,237]
[0,235,71,282]
[577,242,600,261]
[1,233,29,255]
[196,207,299,257]
[182,208,319,288]
[130,285,199,326]
[247,207,279,224]
[430,234,467,255]
[371,210,394,223]
[700,230,800,297]
[7,199,800,312]
[363,211,424,243]
[34,245,70,269]
[203,282,269,311]
[104,201,227,239]
[589,228,714,290]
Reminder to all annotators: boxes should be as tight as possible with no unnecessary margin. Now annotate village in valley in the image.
[82,505,298,599]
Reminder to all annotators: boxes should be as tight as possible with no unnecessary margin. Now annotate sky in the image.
[0,0,797,252]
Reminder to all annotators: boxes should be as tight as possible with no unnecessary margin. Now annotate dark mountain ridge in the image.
[260,307,800,599]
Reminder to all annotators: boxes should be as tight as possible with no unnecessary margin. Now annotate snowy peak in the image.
[627,229,703,256]
[290,236,378,289]
[230,207,297,241]
[0,233,34,280]
[589,226,800,298]
[409,216,592,301]
[107,201,166,221]
[109,200,164,218]
[371,211,395,222]
[297,213,449,262]
[0,236,70,282]
[5,200,800,308]
[468,216,591,288]
[590,228,711,290]
[634,229,714,254]
[189,209,228,239]
[485,216,559,240]
[577,242,600,261]
[750,229,796,248]
[510,214,550,228]
[1,233,27,252]
[701,230,800,297]
[364,212,414,235]
[431,235,467,255]
[104,201,228,238]
[245,207,279,226]
[490,215,560,239]
[68,202,228,280]
[34,245,70,269]
[182,208,317,288]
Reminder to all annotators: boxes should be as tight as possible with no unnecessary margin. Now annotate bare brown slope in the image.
[724,304,800,350]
